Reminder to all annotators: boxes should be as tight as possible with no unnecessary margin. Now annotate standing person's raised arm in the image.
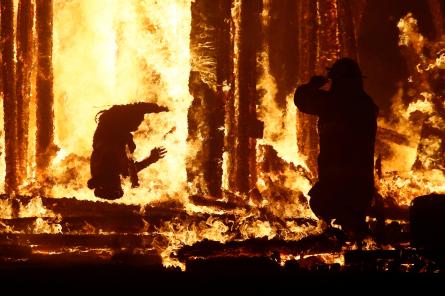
[294,75,329,115]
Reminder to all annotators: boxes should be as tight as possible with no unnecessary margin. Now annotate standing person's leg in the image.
[336,188,372,242]
[309,182,336,223]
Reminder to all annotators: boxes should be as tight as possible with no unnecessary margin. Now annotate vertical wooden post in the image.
[337,0,358,59]
[316,0,341,67]
[35,0,55,174]
[349,0,366,39]
[295,0,360,179]
[16,0,35,184]
[266,0,300,108]
[428,0,444,39]
[1,0,18,194]
[225,0,238,193]
[295,0,318,177]
[234,0,262,194]
[188,0,231,198]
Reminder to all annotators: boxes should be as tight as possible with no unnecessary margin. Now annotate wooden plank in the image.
[177,234,344,262]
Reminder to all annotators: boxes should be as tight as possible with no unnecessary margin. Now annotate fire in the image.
[1,1,444,270]
[377,13,445,206]
[47,0,195,204]
[32,217,62,234]
[256,0,313,220]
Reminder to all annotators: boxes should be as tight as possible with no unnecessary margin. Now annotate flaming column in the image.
[35,0,55,175]
[295,0,318,176]
[337,0,358,59]
[428,0,444,38]
[1,0,18,194]
[295,0,360,178]
[16,0,35,183]
[188,0,232,198]
[266,0,300,110]
[226,0,263,195]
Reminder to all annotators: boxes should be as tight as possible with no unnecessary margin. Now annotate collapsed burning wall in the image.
[0,0,445,272]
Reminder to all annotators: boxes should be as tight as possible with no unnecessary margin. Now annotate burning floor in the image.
[1,193,444,284]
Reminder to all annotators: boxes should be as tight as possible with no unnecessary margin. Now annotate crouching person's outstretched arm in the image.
[135,147,167,172]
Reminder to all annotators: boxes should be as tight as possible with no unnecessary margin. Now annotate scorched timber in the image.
[177,234,344,263]
[0,233,158,251]
[187,0,231,198]
[35,0,55,172]
[16,0,34,183]
[295,0,319,176]
[295,0,362,176]
[0,195,240,233]
[1,0,19,193]
[225,0,262,195]
[0,241,163,267]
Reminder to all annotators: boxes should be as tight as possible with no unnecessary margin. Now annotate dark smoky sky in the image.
[358,0,445,116]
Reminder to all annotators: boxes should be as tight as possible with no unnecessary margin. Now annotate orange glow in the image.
[49,0,194,204]
[377,13,445,205]
[1,2,444,270]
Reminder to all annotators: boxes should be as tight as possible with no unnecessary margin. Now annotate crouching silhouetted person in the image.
[87,102,168,200]
[294,58,378,238]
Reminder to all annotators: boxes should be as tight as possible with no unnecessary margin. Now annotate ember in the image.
[0,0,444,286]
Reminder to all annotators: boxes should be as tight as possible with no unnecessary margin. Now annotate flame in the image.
[255,0,314,223]
[19,196,58,218]
[31,217,62,234]
[2,3,445,269]
[0,0,325,268]
[377,13,445,205]
[49,0,194,204]
[0,196,62,234]
[0,196,57,219]
[0,108,5,194]
[397,13,425,50]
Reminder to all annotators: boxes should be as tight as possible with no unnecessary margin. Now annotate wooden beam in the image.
[231,0,262,194]
[188,0,231,198]
[16,0,35,184]
[35,0,55,174]
[1,0,18,194]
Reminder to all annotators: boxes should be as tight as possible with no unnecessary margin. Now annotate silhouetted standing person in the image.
[87,102,168,200]
[294,58,378,238]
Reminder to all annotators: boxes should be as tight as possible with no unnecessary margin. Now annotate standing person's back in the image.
[294,58,378,238]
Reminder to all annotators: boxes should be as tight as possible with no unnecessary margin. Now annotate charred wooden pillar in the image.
[428,0,444,39]
[188,0,232,198]
[1,0,18,194]
[267,0,300,109]
[316,0,341,67]
[229,0,262,195]
[337,0,358,59]
[16,0,35,183]
[295,0,359,178]
[347,0,367,56]
[35,0,55,174]
[225,2,237,194]
[295,0,318,177]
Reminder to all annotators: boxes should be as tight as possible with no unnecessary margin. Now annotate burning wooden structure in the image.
[0,0,445,276]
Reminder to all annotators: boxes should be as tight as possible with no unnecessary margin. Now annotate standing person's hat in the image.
[326,58,366,79]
